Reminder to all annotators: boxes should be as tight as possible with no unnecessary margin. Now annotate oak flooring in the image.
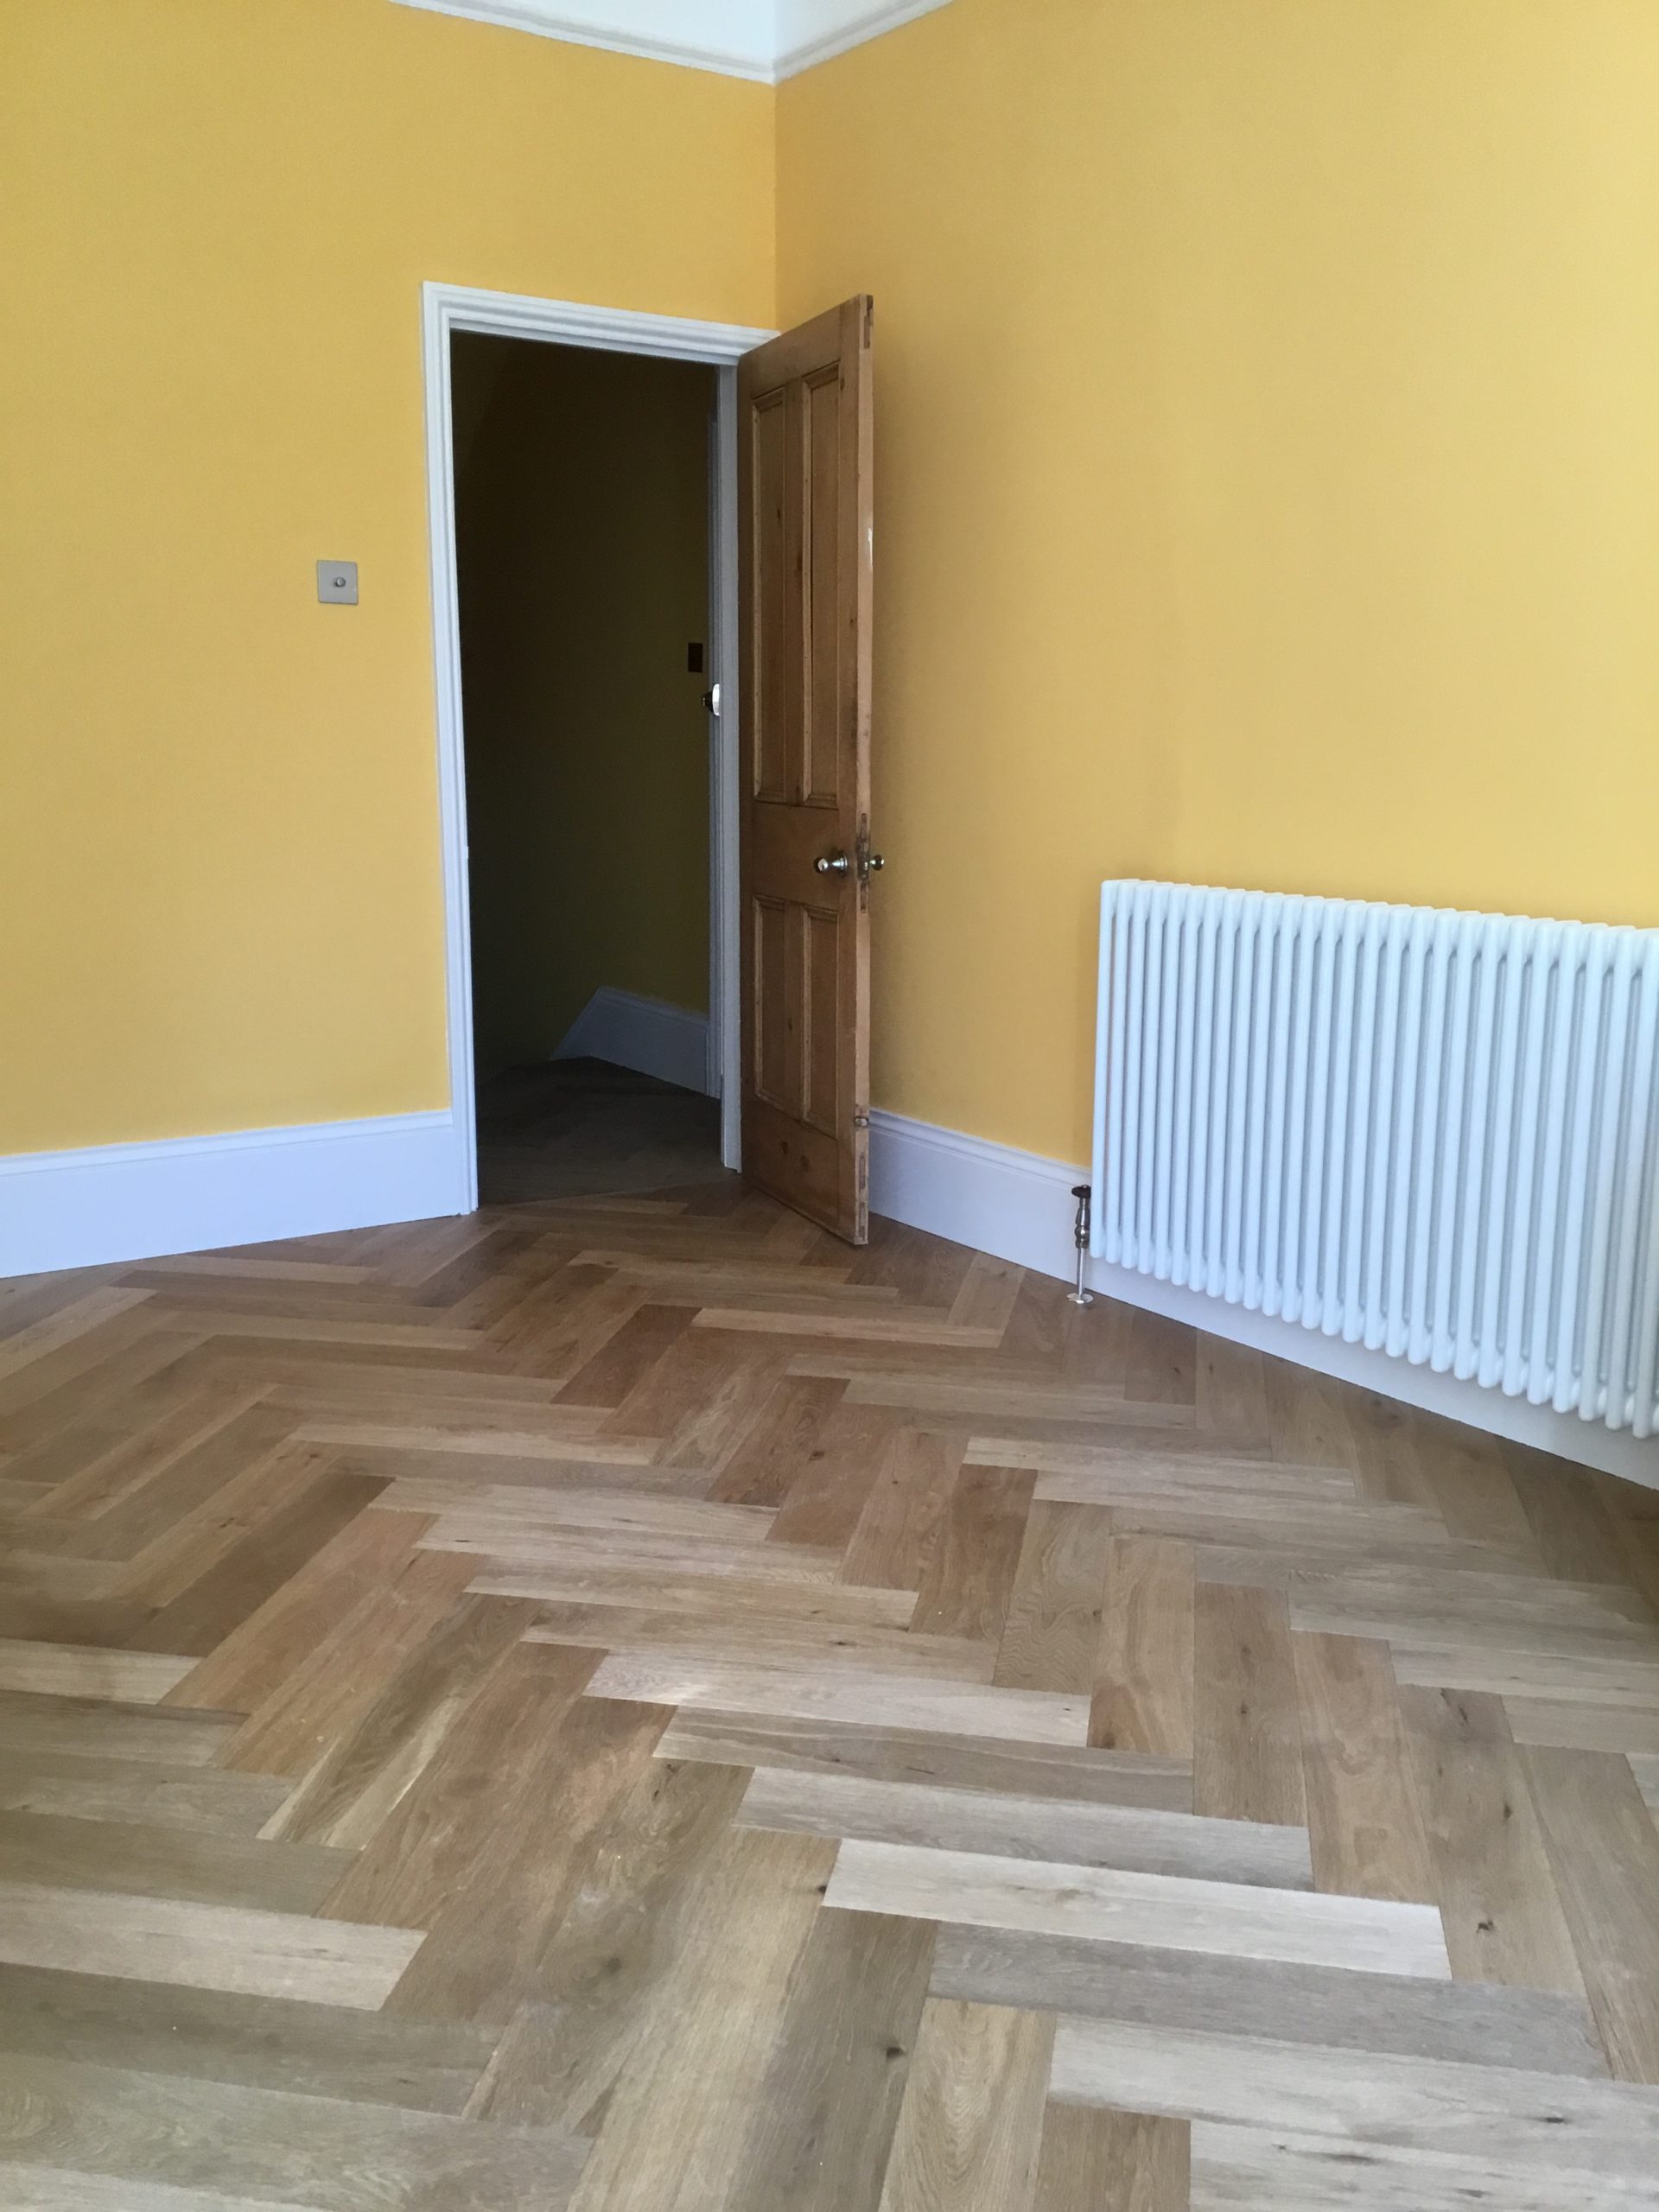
[1,1062,1658,2206]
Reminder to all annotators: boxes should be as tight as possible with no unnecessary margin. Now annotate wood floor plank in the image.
[725,1907,937,2212]
[1293,1631,1437,1903]
[0,1689,238,1767]
[933,1926,1609,2076]
[0,1641,194,1702]
[586,1654,1092,1745]
[378,1688,666,2026]
[0,2053,588,2212]
[264,1593,537,1847]
[469,1561,917,1625]
[840,1429,961,1593]
[0,1289,151,1388]
[1049,2015,1659,2175]
[0,1880,422,2007]
[710,1372,848,1508]
[1401,1685,1587,1995]
[467,1758,749,2132]
[1193,1581,1306,1827]
[389,1479,776,1546]
[524,1604,995,1681]
[828,1840,1451,1979]
[1034,2104,1189,2212]
[132,1467,389,1658]
[738,1766,1310,1888]
[1505,1701,1659,1757]
[766,1398,899,1551]
[321,1638,600,1934]
[161,1504,430,1716]
[875,1999,1053,2212]
[561,1827,835,2212]
[0,1961,495,2112]
[1525,1745,1659,2083]
[993,1500,1114,1694]
[0,1808,350,1914]
[219,1547,482,1779]
[911,1463,1034,1644]
[0,1749,289,1834]
[1188,2119,1659,2211]
[1090,1535,1194,1758]
[655,1710,1192,1809]
[0,2165,311,2212]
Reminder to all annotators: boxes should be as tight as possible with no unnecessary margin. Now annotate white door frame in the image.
[422,280,775,1211]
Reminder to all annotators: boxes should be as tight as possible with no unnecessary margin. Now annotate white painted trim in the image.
[0,1114,461,1279]
[773,0,955,78]
[392,0,774,79]
[390,0,956,80]
[556,987,713,1095]
[869,1108,1659,1490]
[423,283,774,1210]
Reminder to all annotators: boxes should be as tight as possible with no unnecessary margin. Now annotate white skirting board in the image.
[556,986,712,1096]
[868,1108,1659,1490]
[0,1112,464,1278]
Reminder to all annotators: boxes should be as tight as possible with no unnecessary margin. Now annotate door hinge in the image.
[853,1110,871,1131]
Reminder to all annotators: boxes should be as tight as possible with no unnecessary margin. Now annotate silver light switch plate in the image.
[317,560,359,605]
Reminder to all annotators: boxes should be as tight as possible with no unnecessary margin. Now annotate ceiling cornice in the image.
[388,0,956,83]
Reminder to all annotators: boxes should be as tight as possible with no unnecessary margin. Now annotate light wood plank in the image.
[1189,2120,1659,2211]
[737,1765,1310,1888]
[876,1999,1053,2212]
[587,1654,1092,1745]
[1052,2016,1659,2173]
[0,1641,194,1702]
[0,1881,422,2008]
[827,1840,1451,1979]
[1294,1631,1436,1903]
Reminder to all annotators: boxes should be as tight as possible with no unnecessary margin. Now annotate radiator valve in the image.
[1068,1184,1095,1308]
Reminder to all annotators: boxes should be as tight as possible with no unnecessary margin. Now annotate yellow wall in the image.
[778,0,1659,1166]
[454,337,714,1073]
[0,0,771,1155]
[10,0,1657,1180]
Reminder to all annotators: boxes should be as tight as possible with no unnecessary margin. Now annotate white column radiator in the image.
[1090,882,1659,1438]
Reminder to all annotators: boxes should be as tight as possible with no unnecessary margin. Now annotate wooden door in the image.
[737,296,876,1242]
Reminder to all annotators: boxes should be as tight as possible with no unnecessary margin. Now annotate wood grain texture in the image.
[827,1840,1451,1978]
[3,1063,1656,2207]
[876,1999,1053,2212]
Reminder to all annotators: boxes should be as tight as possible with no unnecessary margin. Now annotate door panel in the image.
[738,296,875,1243]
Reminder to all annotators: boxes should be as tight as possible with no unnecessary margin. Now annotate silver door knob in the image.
[816,852,851,875]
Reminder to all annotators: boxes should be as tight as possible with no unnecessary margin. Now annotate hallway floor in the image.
[2,1126,1658,2206]
[476,1058,725,1205]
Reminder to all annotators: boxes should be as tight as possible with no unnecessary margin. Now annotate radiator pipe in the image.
[1068,1184,1095,1307]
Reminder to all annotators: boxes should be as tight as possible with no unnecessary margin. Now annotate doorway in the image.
[452,334,719,1200]
[423,288,776,1212]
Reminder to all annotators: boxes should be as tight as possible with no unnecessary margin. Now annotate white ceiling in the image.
[389,0,956,82]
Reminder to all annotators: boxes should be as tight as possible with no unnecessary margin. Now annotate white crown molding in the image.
[868,1108,1659,1491]
[772,0,953,79]
[389,0,955,81]
[0,1111,465,1277]
[556,987,714,1096]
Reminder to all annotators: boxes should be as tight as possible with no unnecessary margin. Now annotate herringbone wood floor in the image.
[3,1067,1659,2209]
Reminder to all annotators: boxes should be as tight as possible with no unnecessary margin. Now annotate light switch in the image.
[317,560,359,605]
